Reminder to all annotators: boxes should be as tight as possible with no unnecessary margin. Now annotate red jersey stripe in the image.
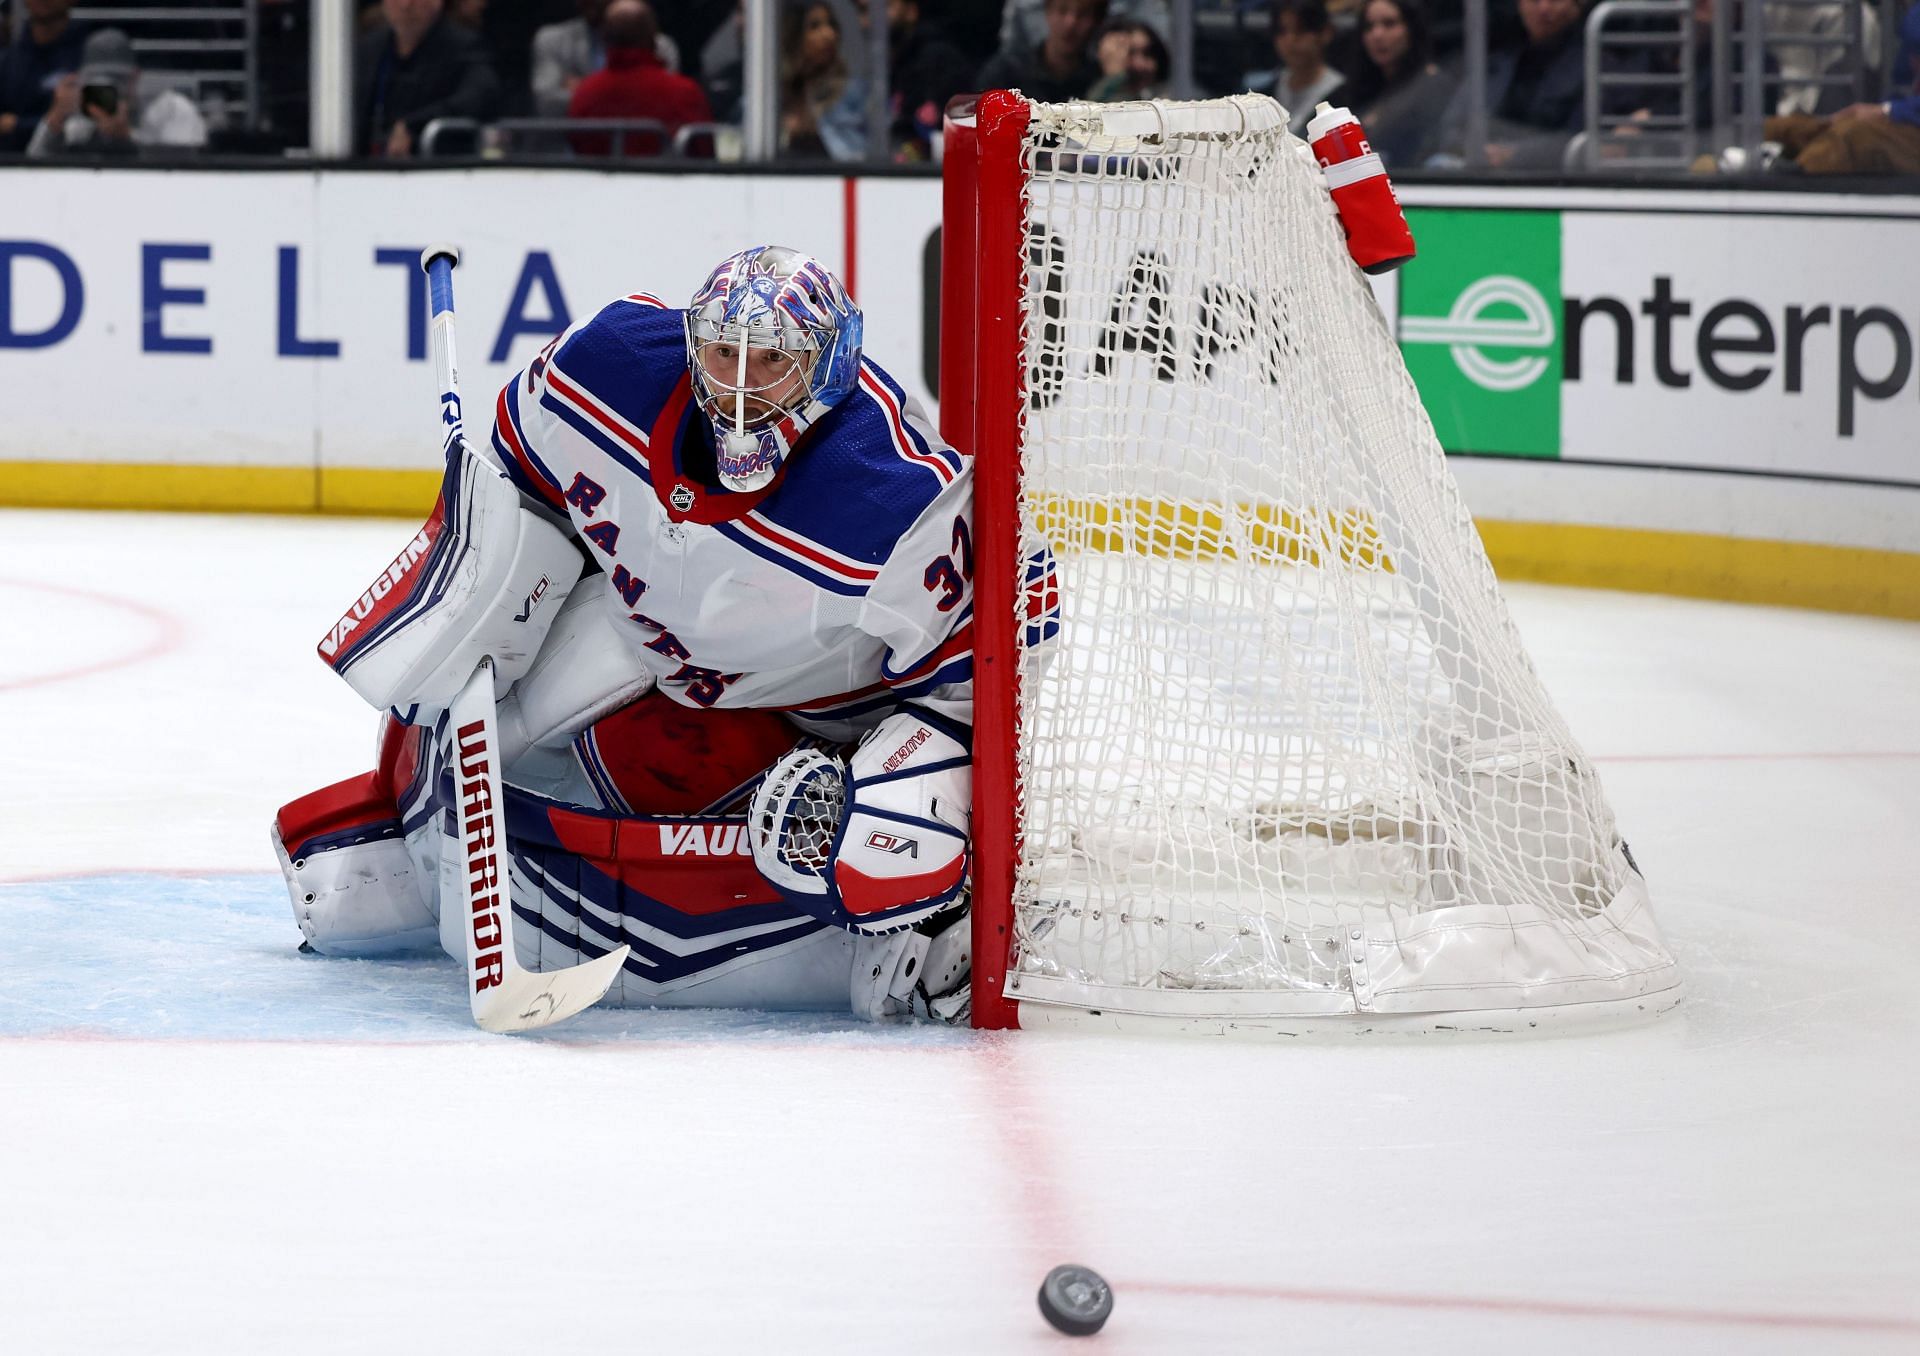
[495,385,564,506]
[859,367,956,485]
[737,512,882,582]
[547,364,653,461]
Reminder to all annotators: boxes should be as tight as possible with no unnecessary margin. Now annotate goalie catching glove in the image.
[749,707,971,935]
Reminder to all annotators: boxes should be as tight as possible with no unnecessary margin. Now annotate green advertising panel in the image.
[1398,208,1563,458]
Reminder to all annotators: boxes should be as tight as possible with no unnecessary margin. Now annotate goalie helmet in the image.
[684,245,864,492]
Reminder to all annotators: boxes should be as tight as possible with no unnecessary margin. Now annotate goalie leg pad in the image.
[750,707,972,935]
[274,826,437,957]
[273,716,440,956]
[273,785,437,958]
[430,777,847,1007]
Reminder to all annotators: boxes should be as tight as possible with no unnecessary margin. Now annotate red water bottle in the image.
[1306,102,1416,275]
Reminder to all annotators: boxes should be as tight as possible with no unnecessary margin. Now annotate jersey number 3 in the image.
[923,516,973,613]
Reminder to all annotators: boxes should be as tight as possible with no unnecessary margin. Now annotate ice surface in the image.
[2,508,1917,1354]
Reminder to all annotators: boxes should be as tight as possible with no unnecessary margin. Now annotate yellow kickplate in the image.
[0,462,440,519]
[3,463,1915,621]
[1476,520,1920,621]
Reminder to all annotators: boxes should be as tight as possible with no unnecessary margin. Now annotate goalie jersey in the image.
[490,294,975,741]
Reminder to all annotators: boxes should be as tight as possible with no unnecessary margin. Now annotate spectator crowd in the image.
[1,0,1915,173]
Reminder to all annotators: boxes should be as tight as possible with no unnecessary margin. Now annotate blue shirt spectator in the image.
[781,0,868,160]
[0,0,88,152]
[1890,1,1920,130]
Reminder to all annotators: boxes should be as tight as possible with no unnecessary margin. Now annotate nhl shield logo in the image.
[670,484,695,512]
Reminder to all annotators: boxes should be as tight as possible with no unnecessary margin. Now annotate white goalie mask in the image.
[684,246,863,492]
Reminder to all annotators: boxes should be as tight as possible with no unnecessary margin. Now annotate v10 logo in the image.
[865,831,918,857]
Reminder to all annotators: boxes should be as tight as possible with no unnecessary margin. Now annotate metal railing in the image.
[1582,0,1699,171]
[1756,0,1874,115]
[1716,0,1875,159]
[419,117,731,161]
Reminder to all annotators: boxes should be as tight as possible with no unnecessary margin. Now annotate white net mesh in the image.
[1001,96,1679,1024]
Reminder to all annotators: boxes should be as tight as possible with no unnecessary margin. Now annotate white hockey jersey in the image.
[489,293,974,742]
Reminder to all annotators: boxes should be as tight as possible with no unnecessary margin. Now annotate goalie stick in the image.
[423,245,630,1033]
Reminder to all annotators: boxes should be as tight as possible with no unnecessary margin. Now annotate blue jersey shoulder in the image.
[761,360,967,568]
[548,296,687,433]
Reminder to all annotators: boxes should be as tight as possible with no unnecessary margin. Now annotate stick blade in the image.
[472,943,631,1034]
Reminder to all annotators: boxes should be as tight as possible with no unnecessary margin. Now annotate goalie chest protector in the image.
[490,297,974,736]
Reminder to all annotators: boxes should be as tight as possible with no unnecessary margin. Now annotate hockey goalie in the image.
[271,246,987,1024]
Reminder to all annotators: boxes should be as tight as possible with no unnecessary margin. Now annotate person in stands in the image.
[26,27,206,157]
[567,0,711,157]
[1437,0,1588,168]
[533,0,608,117]
[976,0,1108,103]
[1087,18,1170,101]
[1249,0,1347,138]
[1765,0,1920,173]
[355,0,499,158]
[780,0,867,161]
[532,0,687,118]
[993,0,1169,58]
[0,0,88,152]
[1338,0,1452,165]
[886,0,970,160]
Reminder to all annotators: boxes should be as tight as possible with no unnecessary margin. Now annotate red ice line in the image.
[1595,750,1920,763]
[0,576,187,692]
[9,1026,1909,1339]
[1124,1277,1920,1335]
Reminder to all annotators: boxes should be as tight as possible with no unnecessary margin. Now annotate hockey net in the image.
[943,92,1681,1033]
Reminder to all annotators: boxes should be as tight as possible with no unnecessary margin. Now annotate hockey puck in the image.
[1038,1264,1112,1336]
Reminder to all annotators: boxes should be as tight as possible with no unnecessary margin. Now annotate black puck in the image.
[1038,1264,1112,1336]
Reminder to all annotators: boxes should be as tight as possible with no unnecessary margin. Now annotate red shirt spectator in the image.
[567,0,710,157]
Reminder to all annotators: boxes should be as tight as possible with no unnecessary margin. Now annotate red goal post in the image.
[941,91,1029,1029]
[941,91,1682,1036]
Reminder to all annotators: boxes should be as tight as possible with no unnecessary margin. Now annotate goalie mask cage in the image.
[942,91,1681,1035]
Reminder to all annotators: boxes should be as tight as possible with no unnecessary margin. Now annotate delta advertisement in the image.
[0,169,845,478]
[0,170,1916,493]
